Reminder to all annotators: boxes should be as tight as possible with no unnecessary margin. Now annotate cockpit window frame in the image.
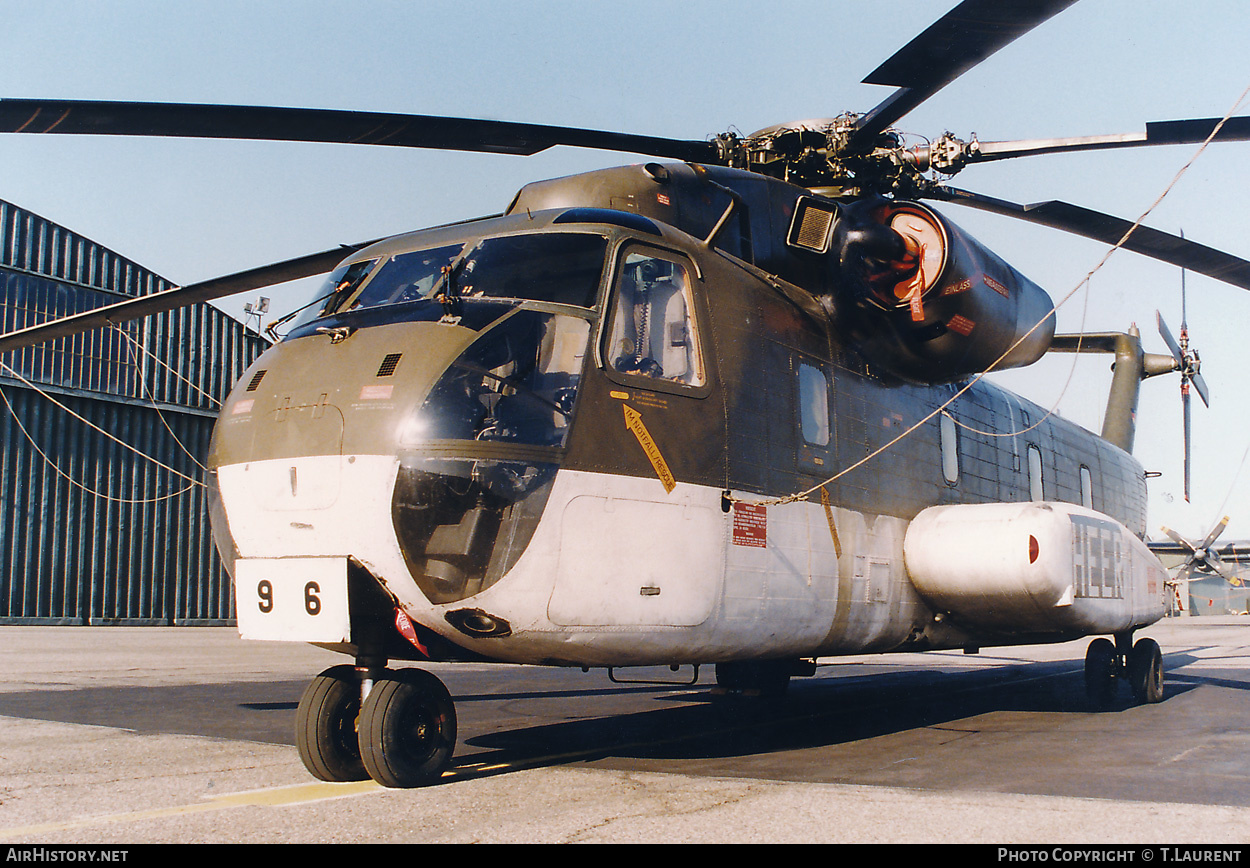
[340,242,466,313]
[598,241,713,400]
[292,228,614,333]
[432,230,611,310]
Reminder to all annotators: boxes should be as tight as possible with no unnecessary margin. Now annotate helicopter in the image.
[1150,516,1250,614]
[2,0,1250,788]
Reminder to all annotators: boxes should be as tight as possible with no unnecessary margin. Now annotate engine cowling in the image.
[833,200,1055,383]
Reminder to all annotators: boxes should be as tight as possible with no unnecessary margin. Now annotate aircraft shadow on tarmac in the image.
[445,652,1207,784]
[0,649,1220,786]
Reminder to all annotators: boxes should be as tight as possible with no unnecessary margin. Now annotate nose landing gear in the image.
[295,662,457,788]
[1083,633,1164,709]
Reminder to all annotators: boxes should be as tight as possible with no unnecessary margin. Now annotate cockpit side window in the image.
[287,258,379,331]
[605,251,704,388]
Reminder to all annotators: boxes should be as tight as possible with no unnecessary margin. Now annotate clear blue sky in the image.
[0,0,1247,543]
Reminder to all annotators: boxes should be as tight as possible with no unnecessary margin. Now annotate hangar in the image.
[0,199,267,624]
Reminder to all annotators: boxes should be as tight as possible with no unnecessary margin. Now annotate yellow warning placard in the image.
[819,486,842,557]
[623,405,676,493]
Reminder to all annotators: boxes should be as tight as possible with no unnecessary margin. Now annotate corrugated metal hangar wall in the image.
[0,199,269,624]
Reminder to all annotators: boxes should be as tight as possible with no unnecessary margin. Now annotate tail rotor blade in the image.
[1191,365,1211,408]
[1157,311,1184,365]
[1183,388,1192,503]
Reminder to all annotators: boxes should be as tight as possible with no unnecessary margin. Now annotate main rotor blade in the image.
[931,187,1250,290]
[0,241,376,355]
[0,99,719,163]
[970,116,1250,163]
[851,0,1079,148]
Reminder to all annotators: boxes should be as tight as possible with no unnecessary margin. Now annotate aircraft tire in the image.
[1127,637,1164,704]
[295,664,368,782]
[1084,638,1117,709]
[358,667,457,788]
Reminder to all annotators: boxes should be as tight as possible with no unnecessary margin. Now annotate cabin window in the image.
[605,251,704,387]
[798,364,830,446]
[940,413,959,485]
[1028,444,1044,502]
[1080,465,1093,509]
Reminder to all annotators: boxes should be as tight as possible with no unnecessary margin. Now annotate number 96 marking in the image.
[236,558,350,643]
[256,579,321,615]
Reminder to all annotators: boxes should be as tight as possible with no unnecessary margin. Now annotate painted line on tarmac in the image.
[0,779,383,838]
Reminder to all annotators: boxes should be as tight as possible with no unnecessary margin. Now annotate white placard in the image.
[235,557,351,643]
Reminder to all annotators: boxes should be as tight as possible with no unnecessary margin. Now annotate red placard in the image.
[732,502,767,548]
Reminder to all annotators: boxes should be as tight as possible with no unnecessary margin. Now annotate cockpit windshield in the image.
[448,233,607,308]
[285,257,380,332]
[350,243,464,311]
[289,233,608,334]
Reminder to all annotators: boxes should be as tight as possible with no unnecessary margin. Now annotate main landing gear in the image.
[1083,632,1164,709]
[296,661,457,788]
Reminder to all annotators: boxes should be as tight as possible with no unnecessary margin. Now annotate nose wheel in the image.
[295,664,457,788]
[295,665,368,782]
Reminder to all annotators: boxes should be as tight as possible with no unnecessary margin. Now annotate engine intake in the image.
[834,200,1055,383]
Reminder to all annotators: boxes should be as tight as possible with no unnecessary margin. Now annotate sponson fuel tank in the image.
[902,502,1168,636]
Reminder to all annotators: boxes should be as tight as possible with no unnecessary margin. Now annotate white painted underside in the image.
[216,456,1029,666]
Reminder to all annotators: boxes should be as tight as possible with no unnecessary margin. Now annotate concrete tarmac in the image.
[1,619,1249,844]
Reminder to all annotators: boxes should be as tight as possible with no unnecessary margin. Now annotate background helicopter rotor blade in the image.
[1200,515,1231,551]
[0,240,379,355]
[967,116,1250,163]
[0,99,720,163]
[850,0,1080,148]
[1162,526,1198,553]
[931,187,1250,291]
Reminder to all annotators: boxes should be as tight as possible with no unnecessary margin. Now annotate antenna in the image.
[243,297,269,333]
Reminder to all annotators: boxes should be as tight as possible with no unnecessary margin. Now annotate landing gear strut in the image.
[1083,633,1164,709]
[294,662,457,788]
[714,658,816,697]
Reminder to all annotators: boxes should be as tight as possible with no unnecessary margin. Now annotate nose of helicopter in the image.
[207,307,591,609]
[204,320,483,577]
[210,319,476,468]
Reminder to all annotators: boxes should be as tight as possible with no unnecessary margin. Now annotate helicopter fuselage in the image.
[209,164,1168,671]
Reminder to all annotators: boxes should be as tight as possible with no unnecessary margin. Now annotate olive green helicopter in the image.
[2,0,1250,787]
